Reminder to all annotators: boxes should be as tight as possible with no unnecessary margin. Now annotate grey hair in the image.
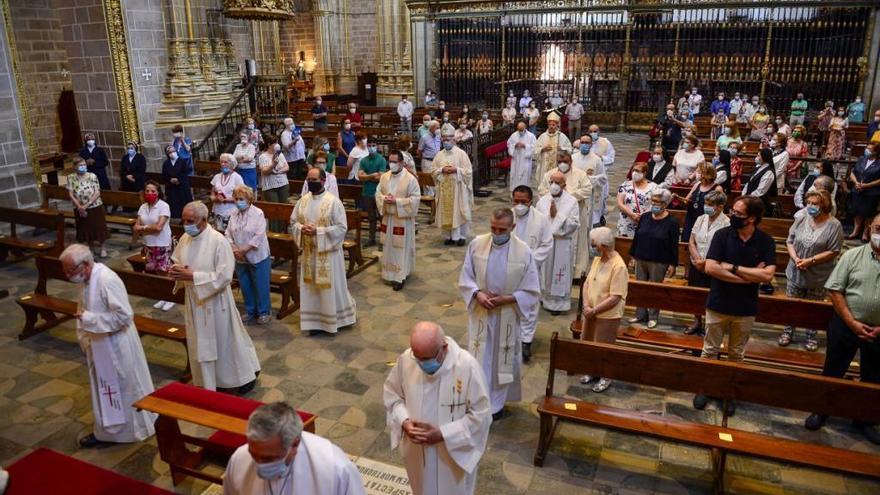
[283,117,294,126]
[183,201,209,221]
[59,243,94,266]
[589,226,615,248]
[704,190,727,206]
[813,175,835,193]
[556,149,572,162]
[492,207,515,225]
[247,402,303,449]
[219,153,238,169]
[651,188,672,206]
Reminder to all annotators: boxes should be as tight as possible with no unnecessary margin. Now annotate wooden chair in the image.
[0,207,65,261]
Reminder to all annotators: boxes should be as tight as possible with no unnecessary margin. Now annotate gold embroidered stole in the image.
[298,193,333,289]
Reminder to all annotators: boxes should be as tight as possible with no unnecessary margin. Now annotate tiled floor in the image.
[0,132,877,494]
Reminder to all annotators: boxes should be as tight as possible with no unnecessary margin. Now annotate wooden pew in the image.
[288,179,363,208]
[417,172,436,222]
[0,207,65,261]
[660,209,794,244]
[668,186,798,220]
[143,172,214,200]
[614,235,791,275]
[15,256,191,379]
[134,382,316,486]
[39,183,143,248]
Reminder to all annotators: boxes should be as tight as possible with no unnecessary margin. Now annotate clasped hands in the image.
[402,419,442,445]
[475,290,513,310]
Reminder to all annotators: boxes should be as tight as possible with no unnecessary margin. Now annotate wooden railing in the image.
[191,78,256,161]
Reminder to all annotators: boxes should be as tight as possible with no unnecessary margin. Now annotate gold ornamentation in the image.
[102,0,140,144]
[223,0,295,21]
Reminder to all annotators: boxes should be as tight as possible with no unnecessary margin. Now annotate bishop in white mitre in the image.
[532,112,572,183]
[171,202,261,392]
[384,322,491,495]
[506,120,536,191]
[60,244,157,447]
[572,134,609,226]
[537,150,593,276]
[376,152,421,290]
[291,168,357,334]
[458,209,540,417]
[432,127,473,245]
[535,171,580,313]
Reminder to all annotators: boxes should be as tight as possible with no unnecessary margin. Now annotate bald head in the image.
[410,322,446,360]
[549,170,566,189]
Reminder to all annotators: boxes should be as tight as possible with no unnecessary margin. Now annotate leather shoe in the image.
[443,239,455,246]
[392,281,404,291]
[805,413,828,431]
[238,378,257,395]
[522,342,532,363]
[456,239,466,246]
[693,394,710,410]
[491,410,504,422]
[78,433,108,449]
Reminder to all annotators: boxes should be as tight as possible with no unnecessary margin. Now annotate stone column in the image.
[408,11,434,107]
[376,0,414,105]
[863,9,880,113]
[313,0,340,95]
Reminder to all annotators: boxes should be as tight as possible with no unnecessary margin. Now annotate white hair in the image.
[651,188,672,206]
[183,201,209,221]
[219,153,237,169]
[283,117,294,126]
[59,243,94,266]
[589,227,615,248]
[247,402,303,449]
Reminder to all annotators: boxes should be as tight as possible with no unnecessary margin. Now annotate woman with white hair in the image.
[233,131,258,191]
[210,153,245,231]
[226,185,272,324]
[579,227,629,393]
[685,189,730,334]
[628,188,680,329]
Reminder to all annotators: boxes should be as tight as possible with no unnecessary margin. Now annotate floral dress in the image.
[786,139,809,180]
[616,180,658,238]
[824,116,847,160]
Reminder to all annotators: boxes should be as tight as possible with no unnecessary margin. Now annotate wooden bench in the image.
[134,382,316,486]
[16,256,191,380]
[0,207,65,261]
[668,188,798,225]
[38,183,143,248]
[143,172,214,200]
[417,172,436,223]
[534,335,880,491]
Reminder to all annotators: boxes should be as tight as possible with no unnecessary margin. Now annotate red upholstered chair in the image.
[135,382,316,486]
[484,140,511,185]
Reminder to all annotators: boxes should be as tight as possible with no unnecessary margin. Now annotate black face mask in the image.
[730,215,747,230]
[307,181,324,194]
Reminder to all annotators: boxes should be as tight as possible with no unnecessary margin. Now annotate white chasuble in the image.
[291,191,357,333]
[506,130,536,191]
[533,131,572,182]
[78,263,156,442]
[458,234,540,413]
[172,227,261,390]
[375,170,421,282]
[383,338,491,495]
[535,191,580,311]
[431,146,473,231]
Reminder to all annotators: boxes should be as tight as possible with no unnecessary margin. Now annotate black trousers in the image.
[823,314,880,384]
[360,197,378,242]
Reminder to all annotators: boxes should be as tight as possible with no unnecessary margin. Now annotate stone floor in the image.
[1,132,878,494]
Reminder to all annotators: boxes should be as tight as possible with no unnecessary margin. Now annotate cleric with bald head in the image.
[383,322,491,495]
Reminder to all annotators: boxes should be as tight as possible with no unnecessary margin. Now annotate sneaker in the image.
[627,317,645,324]
[804,338,819,352]
[579,375,594,385]
[647,320,658,329]
[805,413,828,431]
[443,239,455,246]
[456,239,466,246]
[153,300,166,309]
[160,301,175,312]
[693,394,710,410]
[257,314,272,325]
[592,378,612,393]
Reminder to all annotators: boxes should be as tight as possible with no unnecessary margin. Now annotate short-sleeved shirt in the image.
[210,172,245,217]
[691,213,730,259]
[790,99,808,117]
[358,153,387,197]
[785,215,843,289]
[824,244,880,325]
[585,251,629,319]
[705,226,777,317]
[137,200,172,247]
[67,172,103,208]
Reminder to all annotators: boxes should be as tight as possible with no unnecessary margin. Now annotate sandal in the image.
[805,336,819,352]
[778,329,793,347]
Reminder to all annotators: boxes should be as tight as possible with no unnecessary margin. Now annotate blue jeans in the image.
[237,167,258,191]
[236,257,271,317]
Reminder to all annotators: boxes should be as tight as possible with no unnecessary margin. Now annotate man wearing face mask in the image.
[533,112,573,181]
[587,124,615,170]
[376,150,421,290]
[573,134,609,226]
[433,128,474,246]
[311,96,329,131]
[536,171,580,314]
[281,118,306,179]
[347,102,364,129]
[459,209,540,420]
[418,121,441,173]
[398,95,414,134]
[170,125,193,176]
[502,101,518,126]
[291,168,357,334]
[507,121,536,191]
[565,95,584,141]
[224,402,364,495]
[743,96,759,123]
[790,92,808,126]
[170,201,261,392]
[538,151,592,276]
[660,103,683,152]
[383,322,491,495]
[59,244,157,448]
[518,90,532,115]
[511,186,552,360]
[358,139,388,246]
[709,92,729,116]
[728,93,743,119]
[418,114,433,139]
[693,196,776,414]
[687,87,702,116]
[79,132,111,190]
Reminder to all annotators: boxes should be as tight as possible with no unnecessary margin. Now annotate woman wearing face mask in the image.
[682,162,723,242]
[225,185,273,325]
[714,149,733,193]
[525,102,540,134]
[161,144,192,219]
[453,120,473,144]
[306,136,337,175]
[578,227,629,392]
[714,121,741,153]
[646,146,673,187]
[616,162,658,237]
[794,160,836,211]
[478,111,493,135]
[347,103,363,129]
[727,143,743,191]
[78,132,111,191]
[769,132,790,193]
[785,125,809,188]
[210,153,245,231]
[243,117,263,147]
[686,190,729,334]
[628,188,680,329]
[848,142,880,241]
[169,125,193,176]
[301,151,339,198]
[710,110,727,140]
[68,156,109,258]
[135,180,174,311]
[816,100,835,148]
[824,106,848,160]
[234,132,258,191]
[782,190,842,351]
[748,104,769,141]
[119,141,146,198]
[346,132,370,183]
[774,116,792,138]
[336,119,356,169]
[257,137,290,233]
[672,134,702,186]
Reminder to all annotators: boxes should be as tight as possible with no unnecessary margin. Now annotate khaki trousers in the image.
[701,309,754,362]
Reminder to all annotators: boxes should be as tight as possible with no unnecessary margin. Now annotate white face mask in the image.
[872,233,880,249]
[557,162,570,173]
[652,154,662,162]
[512,204,529,217]
[631,171,644,182]
[549,183,562,196]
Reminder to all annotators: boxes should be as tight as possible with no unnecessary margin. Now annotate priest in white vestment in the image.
[458,209,541,418]
[61,244,157,447]
[224,402,365,495]
[573,135,609,226]
[171,202,261,392]
[532,112,572,183]
[376,151,421,290]
[291,168,357,334]
[535,172,580,313]
[506,121,536,191]
[510,186,552,361]
[383,322,491,495]
[432,128,473,246]
[537,150,593,276]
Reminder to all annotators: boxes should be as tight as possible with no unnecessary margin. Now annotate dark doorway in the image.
[58,90,82,153]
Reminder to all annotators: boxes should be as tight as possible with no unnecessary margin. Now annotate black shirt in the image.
[630,213,680,266]
[705,226,777,317]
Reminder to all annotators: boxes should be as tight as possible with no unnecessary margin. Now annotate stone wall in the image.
[347,1,377,76]
[0,7,40,208]
[279,12,316,75]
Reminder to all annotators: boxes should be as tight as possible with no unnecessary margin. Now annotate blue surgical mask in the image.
[77,164,87,174]
[221,166,231,174]
[589,245,600,257]
[417,357,442,375]
[590,132,599,140]
[806,205,821,217]
[369,145,378,154]
[492,233,510,245]
[322,143,330,152]
[443,141,454,151]
[127,148,135,156]
[809,169,820,176]
[183,223,202,237]
[651,205,663,215]
[703,205,717,216]
[255,457,290,480]
[866,149,874,157]
[236,200,248,211]
[580,144,591,154]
